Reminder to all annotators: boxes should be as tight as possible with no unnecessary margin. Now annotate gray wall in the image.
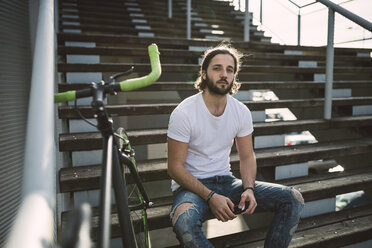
[0,0,33,246]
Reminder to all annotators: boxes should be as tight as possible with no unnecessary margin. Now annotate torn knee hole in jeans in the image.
[172,202,194,226]
[289,223,299,236]
[291,188,304,204]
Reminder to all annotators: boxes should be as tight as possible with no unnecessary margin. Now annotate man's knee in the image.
[291,188,304,204]
[172,202,194,226]
[290,188,305,215]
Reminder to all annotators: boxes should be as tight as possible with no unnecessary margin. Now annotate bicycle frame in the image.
[92,82,151,248]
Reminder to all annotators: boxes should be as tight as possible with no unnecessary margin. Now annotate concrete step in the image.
[207,203,372,247]
[59,137,372,192]
[57,62,372,74]
[58,80,372,92]
[60,168,372,239]
[57,33,372,56]
[57,97,372,119]
[58,46,372,66]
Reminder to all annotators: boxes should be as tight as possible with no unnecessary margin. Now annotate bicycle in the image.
[55,44,161,248]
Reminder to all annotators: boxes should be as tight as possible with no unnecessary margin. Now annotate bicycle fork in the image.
[98,133,137,248]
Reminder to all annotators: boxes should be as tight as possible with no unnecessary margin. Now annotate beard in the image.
[205,74,233,96]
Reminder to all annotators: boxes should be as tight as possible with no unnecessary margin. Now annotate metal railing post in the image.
[244,0,250,42]
[187,0,191,39]
[297,10,301,45]
[260,0,263,25]
[5,0,56,247]
[324,7,335,120]
[168,0,172,19]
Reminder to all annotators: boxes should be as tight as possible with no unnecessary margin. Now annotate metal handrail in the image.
[315,0,371,119]
[317,0,372,32]
[5,0,56,247]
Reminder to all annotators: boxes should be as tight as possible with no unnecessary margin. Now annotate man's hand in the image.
[208,193,236,222]
[239,189,257,215]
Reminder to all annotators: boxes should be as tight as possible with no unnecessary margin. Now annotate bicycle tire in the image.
[115,128,151,248]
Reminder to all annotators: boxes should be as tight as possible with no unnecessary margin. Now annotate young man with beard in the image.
[167,44,304,248]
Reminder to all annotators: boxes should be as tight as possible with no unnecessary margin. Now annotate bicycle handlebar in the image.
[54,44,161,103]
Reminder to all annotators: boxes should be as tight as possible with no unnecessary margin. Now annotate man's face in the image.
[203,54,235,96]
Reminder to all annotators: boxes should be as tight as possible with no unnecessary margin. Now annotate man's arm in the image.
[235,134,258,214]
[167,137,211,200]
[167,137,236,221]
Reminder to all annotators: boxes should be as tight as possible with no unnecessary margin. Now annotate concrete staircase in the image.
[56,0,372,247]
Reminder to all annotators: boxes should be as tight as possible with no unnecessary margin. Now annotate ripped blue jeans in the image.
[170,175,304,248]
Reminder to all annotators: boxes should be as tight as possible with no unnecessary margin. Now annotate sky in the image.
[228,0,372,48]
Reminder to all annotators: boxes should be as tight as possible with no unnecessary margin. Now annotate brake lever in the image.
[108,66,135,84]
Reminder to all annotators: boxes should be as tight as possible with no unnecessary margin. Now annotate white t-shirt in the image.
[167,92,254,191]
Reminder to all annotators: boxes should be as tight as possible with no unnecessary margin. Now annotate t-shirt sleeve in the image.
[167,108,191,143]
[237,106,254,137]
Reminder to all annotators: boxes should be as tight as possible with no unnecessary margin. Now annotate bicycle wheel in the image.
[115,128,151,248]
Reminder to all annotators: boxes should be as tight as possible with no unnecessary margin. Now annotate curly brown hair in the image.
[195,43,243,94]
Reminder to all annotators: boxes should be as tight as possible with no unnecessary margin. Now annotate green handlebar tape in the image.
[54,90,76,103]
[119,43,161,92]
